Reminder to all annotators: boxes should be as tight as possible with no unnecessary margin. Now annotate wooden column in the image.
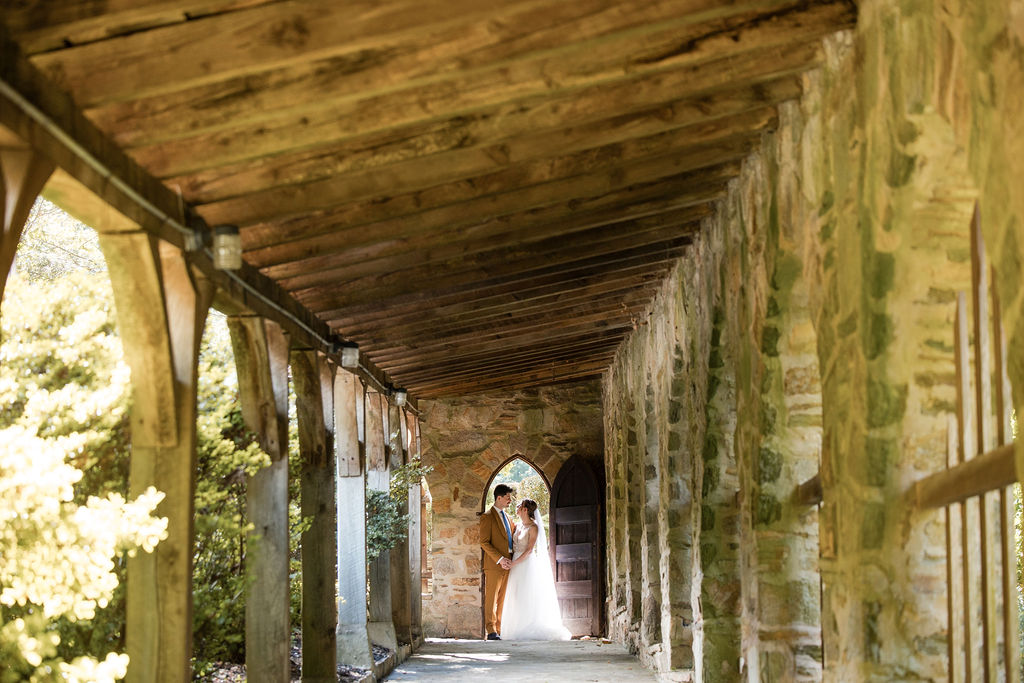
[0,132,53,304]
[389,403,412,647]
[99,233,213,683]
[334,372,374,669]
[292,350,337,683]
[227,316,291,683]
[407,416,424,641]
[366,390,397,652]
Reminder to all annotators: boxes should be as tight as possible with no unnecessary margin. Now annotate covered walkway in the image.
[386,639,659,682]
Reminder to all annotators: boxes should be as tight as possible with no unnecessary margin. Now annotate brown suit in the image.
[480,506,516,635]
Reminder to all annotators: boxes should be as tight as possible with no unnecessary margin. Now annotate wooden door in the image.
[550,455,602,637]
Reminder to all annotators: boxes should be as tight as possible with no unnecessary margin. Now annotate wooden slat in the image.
[911,443,1015,509]
[555,580,593,599]
[955,292,975,681]
[555,543,592,562]
[555,506,594,524]
[991,266,1021,683]
[970,205,997,681]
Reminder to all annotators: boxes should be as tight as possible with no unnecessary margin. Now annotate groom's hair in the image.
[493,483,515,498]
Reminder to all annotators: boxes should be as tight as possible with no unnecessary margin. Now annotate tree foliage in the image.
[0,272,166,681]
[365,460,432,561]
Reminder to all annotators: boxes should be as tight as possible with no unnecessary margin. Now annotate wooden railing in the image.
[907,206,1020,683]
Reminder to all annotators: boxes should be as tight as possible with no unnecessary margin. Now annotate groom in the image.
[479,483,516,640]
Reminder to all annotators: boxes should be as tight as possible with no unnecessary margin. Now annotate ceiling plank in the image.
[124,34,825,177]
[168,80,795,205]
[321,255,679,325]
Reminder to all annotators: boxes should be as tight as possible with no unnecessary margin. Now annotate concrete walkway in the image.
[385,638,658,682]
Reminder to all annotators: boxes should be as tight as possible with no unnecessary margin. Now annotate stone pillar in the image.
[389,403,413,647]
[292,350,338,682]
[99,234,213,683]
[227,316,291,683]
[697,306,742,682]
[335,372,374,669]
[407,416,424,641]
[366,390,397,651]
[0,140,53,303]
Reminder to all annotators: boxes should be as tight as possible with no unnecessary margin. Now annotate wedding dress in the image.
[501,512,572,641]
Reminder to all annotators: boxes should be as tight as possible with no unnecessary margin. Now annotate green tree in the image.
[0,272,166,682]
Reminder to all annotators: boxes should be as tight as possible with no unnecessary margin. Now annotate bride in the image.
[500,498,572,641]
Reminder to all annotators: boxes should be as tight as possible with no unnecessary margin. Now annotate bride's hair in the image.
[517,498,538,521]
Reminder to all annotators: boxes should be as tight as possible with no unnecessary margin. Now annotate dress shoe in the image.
[486,632,501,640]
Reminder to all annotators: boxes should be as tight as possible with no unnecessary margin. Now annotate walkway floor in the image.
[385,638,658,682]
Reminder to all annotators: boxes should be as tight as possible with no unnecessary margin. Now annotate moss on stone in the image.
[864,312,894,360]
[755,492,782,526]
[863,436,894,487]
[886,146,916,188]
[708,347,724,368]
[706,373,720,401]
[819,190,834,216]
[860,503,886,550]
[702,434,718,463]
[668,399,683,424]
[700,542,718,571]
[771,252,802,294]
[766,295,781,318]
[701,505,716,531]
[668,431,681,451]
[758,447,783,484]
[837,312,857,337]
[866,379,907,428]
[761,325,781,356]
[702,465,720,497]
[867,251,896,299]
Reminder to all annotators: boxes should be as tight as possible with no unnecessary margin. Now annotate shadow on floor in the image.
[385,638,658,682]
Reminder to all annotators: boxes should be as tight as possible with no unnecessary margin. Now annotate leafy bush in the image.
[365,460,432,561]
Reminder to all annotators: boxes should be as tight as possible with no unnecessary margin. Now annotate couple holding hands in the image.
[479,483,571,641]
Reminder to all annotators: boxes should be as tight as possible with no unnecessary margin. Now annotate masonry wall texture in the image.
[601,0,1024,680]
[418,383,603,638]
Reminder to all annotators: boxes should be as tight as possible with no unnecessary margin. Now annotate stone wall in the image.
[418,382,603,638]
[602,0,1024,679]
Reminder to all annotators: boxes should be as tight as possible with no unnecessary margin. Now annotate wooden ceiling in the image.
[1,0,855,399]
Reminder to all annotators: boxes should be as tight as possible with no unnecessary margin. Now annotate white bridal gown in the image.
[501,512,572,641]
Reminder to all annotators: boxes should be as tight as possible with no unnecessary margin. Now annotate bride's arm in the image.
[510,526,539,567]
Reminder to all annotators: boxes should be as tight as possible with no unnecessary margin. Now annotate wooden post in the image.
[292,350,338,683]
[334,372,374,669]
[407,416,423,642]
[0,139,53,304]
[389,402,413,648]
[99,233,213,683]
[366,390,397,652]
[228,316,291,683]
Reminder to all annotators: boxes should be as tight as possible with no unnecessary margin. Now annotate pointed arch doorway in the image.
[479,454,551,636]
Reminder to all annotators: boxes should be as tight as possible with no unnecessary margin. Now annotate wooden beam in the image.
[379,330,626,375]
[338,278,663,342]
[320,247,685,324]
[409,358,612,398]
[0,26,409,401]
[276,207,708,293]
[0,142,54,304]
[228,316,291,683]
[103,6,838,175]
[296,231,694,313]
[356,293,653,358]
[313,245,686,319]
[4,0,275,54]
[173,90,786,206]
[245,162,734,268]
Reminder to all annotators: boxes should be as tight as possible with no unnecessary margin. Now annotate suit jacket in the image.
[480,506,516,572]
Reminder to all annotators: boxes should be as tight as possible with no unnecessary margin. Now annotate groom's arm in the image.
[479,513,505,566]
